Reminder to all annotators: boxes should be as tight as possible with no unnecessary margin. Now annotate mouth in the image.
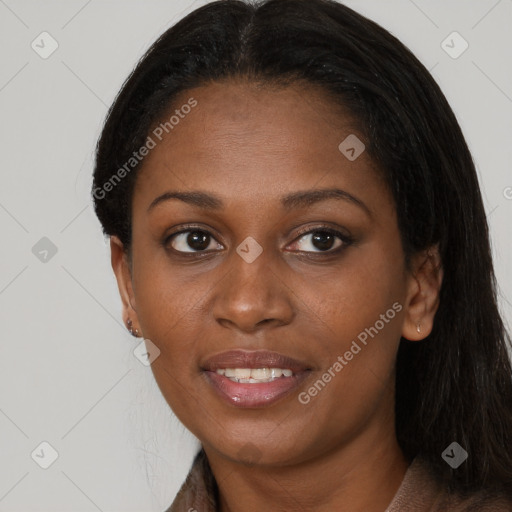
[201,349,311,408]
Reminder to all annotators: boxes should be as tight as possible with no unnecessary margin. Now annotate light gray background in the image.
[0,0,511,510]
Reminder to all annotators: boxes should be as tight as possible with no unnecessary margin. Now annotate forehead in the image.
[133,80,387,211]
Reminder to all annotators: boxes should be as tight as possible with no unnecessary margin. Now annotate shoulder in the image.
[386,456,512,512]
[435,489,512,511]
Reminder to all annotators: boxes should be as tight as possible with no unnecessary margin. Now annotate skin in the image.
[111,80,443,511]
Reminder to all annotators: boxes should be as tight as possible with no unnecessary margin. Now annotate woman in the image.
[92,0,512,510]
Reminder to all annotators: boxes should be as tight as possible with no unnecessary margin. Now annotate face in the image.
[111,80,441,467]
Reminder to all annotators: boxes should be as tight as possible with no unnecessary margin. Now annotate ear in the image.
[110,236,140,334]
[401,244,443,341]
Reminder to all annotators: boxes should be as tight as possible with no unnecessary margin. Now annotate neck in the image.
[204,413,409,512]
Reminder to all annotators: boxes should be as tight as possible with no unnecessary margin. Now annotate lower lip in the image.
[204,371,310,408]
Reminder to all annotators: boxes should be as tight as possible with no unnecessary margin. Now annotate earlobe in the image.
[401,245,443,342]
[110,236,140,331]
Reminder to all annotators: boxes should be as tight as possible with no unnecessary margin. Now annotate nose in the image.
[212,245,295,333]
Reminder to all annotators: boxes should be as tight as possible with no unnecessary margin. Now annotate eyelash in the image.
[163,223,354,257]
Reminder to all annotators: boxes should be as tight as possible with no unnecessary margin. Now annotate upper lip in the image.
[201,349,311,372]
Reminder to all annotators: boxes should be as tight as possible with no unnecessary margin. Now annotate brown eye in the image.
[290,228,353,253]
[167,230,222,253]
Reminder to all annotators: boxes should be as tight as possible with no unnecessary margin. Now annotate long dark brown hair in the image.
[92,0,512,497]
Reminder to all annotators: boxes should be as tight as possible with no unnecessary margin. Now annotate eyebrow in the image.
[147,188,372,217]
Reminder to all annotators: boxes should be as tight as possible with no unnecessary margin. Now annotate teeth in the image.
[251,368,271,379]
[234,368,251,379]
[215,367,294,383]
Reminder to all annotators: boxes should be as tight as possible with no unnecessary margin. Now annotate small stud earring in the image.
[416,323,421,334]
[126,318,140,338]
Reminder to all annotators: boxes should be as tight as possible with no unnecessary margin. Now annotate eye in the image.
[166,229,223,253]
[289,227,353,253]
[164,225,353,255]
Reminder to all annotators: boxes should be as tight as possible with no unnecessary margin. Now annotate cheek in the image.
[295,277,403,449]
[292,244,405,401]
[294,246,405,343]
[131,245,202,334]
[130,252,206,388]
[135,278,213,434]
